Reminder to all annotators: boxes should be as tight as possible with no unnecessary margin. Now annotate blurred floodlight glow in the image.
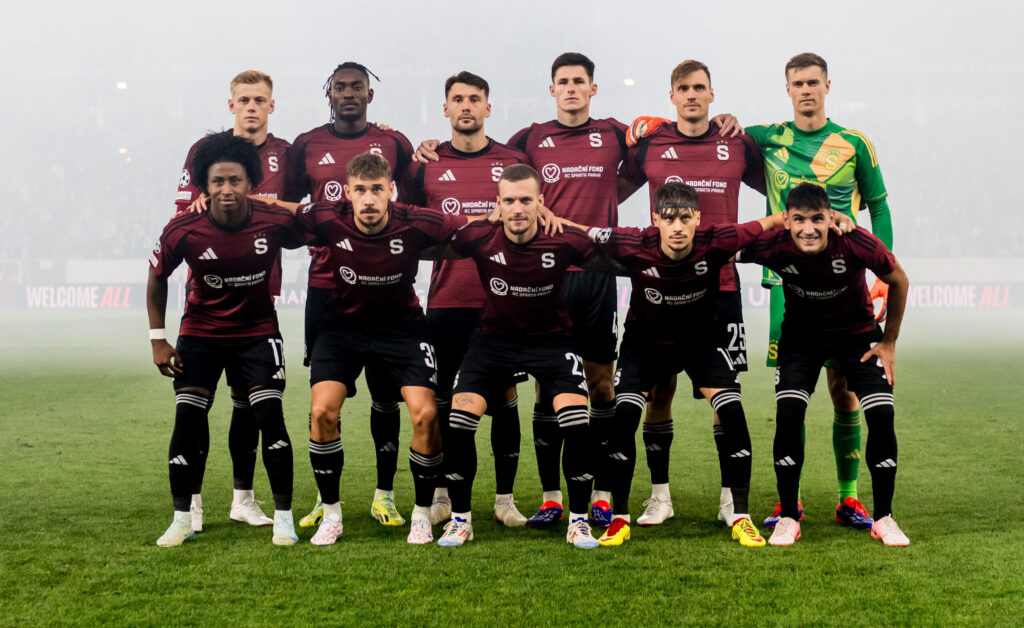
[624,78,636,86]
[116,81,128,90]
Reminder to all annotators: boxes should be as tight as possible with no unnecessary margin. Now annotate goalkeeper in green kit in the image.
[625,52,893,530]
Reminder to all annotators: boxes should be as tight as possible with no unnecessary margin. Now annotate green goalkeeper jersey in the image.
[746,118,893,255]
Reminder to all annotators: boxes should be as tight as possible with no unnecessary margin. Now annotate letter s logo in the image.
[491,166,504,182]
[254,238,268,255]
[832,259,847,274]
[268,156,279,172]
[695,260,708,275]
[589,132,603,147]
[717,144,730,161]
[541,252,555,268]
[390,239,404,254]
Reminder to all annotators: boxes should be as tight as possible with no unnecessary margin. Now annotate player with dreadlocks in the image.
[283,62,418,532]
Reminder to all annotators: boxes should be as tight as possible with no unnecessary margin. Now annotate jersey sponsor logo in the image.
[664,175,683,184]
[324,181,343,201]
[661,147,678,159]
[489,252,507,265]
[441,198,461,214]
[318,152,336,166]
[178,169,190,188]
[773,170,790,189]
[203,274,224,289]
[438,169,456,182]
[788,284,849,300]
[644,287,663,304]
[336,238,353,251]
[338,266,357,285]
[641,267,660,278]
[199,248,218,260]
[538,137,555,148]
[541,163,561,183]
[489,277,509,295]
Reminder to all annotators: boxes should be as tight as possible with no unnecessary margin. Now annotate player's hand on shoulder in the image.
[538,204,565,235]
[152,340,184,378]
[375,122,393,131]
[188,193,209,214]
[413,139,441,164]
[830,210,855,235]
[711,113,744,137]
[626,116,669,147]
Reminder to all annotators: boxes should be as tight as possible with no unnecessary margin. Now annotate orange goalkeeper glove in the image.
[626,116,670,147]
[870,277,889,322]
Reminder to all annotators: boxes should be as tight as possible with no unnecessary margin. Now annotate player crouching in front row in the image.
[738,183,910,547]
[148,133,309,547]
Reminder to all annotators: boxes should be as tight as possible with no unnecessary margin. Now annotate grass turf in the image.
[1,308,1021,625]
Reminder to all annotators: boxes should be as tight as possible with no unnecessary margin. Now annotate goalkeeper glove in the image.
[626,116,670,147]
[870,277,889,322]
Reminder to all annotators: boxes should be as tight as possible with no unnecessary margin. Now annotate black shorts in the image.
[563,270,618,363]
[775,326,892,399]
[173,334,286,393]
[309,323,437,394]
[454,331,587,402]
[303,285,331,368]
[614,327,739,398]
[427,307,482,396]
[715,291,748,372]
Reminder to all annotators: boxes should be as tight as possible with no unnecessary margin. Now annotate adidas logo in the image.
[267,440,290,450]
[569,473,595,482]
[271,368,286,380]
[438,169,456,182]
[661,147,678,159]
[641,267,660,278]
[730,449,751,458]
[313,469,334,475]
[336,239,353,251]
[775,147,790,161]
[780,264,799,274]
[875,458,897,468]
[378,443,398,453]
[489,252,507,265]
[318,153,336,165]
[169,455,188,466]
[537,137,555,148]
[199,248,218,260]
[646,444,663,452]
[609,452,628,461]
[775,456,797,467]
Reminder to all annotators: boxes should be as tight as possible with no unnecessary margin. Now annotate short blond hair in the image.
[230,70,273,93]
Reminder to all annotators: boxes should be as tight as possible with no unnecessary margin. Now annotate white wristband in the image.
[149,329,167,341]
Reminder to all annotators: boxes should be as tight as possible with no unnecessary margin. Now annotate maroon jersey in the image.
[507,118,627,228]
[594,221,764,343]
[451,222,594,336]
[621,121,765,292]
[285,123,416,289]
[295,201,460,327]
[406,139,527,309]
[738,227,896,335]
[150,200,307,338]
[174,132,290,213]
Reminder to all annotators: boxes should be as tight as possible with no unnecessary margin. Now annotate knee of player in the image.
[407,404,437,432]
[587,377,615,403]
[309,404,339,429]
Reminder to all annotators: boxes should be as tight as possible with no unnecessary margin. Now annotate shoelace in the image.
[735,518,760,538]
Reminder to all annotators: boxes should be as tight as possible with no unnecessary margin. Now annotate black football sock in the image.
[711,390,752,516]
[370,400,400,492]
[774,393,808,520]
[228,395,258,491]
[446,409,481,514]
[409,449,444,508]
[532,400,562,493]
[169,391,211,511]
[860,392,898,519]
[588,399,616,495]
[490,394,520,495]
[557,405,592,515]
[642,419,674,485]
[434,398,452,492]
[609,393,644,516]
[309,438,344,505]
[712,423,729,489]
[249,388,292,511]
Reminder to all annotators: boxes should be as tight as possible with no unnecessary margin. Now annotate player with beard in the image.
[404,72,529,527]
[149,133,307,547]
[285,62,416,530]
[737,183,909,547]
[172,70,291,532]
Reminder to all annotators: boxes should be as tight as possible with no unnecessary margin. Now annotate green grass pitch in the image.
[1,308,1021,625]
